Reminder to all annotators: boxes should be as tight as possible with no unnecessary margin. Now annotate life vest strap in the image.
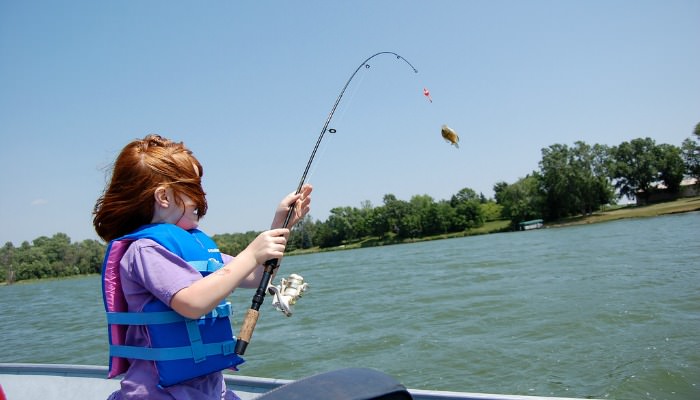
[185,319,205,362]
[188,259,225,275]
[109,340,236,362]
[106,302,232,325]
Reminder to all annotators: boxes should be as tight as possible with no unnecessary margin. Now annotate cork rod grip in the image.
[234,308,259,355]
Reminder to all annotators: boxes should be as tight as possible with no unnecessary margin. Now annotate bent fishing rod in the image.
[234,51,418,355]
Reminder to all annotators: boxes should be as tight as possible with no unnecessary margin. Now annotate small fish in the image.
[441,125,459,148]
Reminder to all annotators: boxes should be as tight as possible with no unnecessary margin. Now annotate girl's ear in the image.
[154,186,170,208]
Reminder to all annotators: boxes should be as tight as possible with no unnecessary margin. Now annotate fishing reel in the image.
[267,273,308,317]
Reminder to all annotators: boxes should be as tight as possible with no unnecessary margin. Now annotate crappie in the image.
[441,125,459,148]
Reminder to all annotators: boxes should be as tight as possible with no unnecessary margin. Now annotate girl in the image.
[94,134,312,399]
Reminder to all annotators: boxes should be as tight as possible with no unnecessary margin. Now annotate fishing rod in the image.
[234,51,418,356]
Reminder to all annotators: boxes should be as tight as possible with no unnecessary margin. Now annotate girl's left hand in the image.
[271,184,313,229]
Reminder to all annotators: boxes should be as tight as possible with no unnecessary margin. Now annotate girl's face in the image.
[175,194,200,231]
[174,162,203,230]
[152,188,200,230]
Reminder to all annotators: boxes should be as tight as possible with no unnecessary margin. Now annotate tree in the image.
[365,206,390,239]
[1,242,15,283]
[656,143,685,193]
[434,200,458,233]
[75,239,107,274]
[450,188,484,230]
[493,175,543,225]
[610,137,659,201]
[681,124,700,181]
[382,194,411,238]
[538,142,613,219]
[409,194,437,236]
[538,144,574,219]
[321,207,364,245]
[480,201,503,222]
[493,181,509,205]
[611,138,686,202]
[288,215,315,250]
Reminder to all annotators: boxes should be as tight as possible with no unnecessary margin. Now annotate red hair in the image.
[93,134,207,242]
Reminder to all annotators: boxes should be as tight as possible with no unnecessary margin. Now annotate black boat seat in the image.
[254,367,413,400]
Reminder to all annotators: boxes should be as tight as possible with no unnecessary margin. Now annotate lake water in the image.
[1,212,698,399]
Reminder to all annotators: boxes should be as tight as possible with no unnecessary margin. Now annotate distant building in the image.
[636,178,699,205]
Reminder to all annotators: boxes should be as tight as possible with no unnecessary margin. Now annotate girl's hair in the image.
[93,134,207,242]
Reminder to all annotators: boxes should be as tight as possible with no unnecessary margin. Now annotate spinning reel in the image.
[267,273,308,317]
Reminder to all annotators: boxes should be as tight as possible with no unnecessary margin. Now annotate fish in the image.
[441,125,459,148]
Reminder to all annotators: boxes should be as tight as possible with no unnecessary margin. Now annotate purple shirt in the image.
[111,238,240,400]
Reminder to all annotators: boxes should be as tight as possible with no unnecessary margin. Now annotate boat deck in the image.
[0,363,596,400]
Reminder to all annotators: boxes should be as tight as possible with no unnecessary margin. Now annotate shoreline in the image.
[288,196,700,255]
[4,197,699,284]
[545,196,700,228]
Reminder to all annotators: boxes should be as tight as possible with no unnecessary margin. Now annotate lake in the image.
[1,212,698,399]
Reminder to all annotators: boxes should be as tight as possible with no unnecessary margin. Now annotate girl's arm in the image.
[170,184,312,319]
[239,184,313,288]
[170,228,289,319]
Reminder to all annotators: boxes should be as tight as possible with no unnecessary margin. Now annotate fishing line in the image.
[305,69,369,182]
[235,51,419,356]
[329,67,368,129]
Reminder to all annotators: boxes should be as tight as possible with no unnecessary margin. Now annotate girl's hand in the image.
[271,184,313,229]
[245,228,290,265]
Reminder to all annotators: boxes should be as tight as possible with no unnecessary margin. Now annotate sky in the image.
[1,1,698,246]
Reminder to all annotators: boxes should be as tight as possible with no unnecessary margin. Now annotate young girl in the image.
[94,134,312,399]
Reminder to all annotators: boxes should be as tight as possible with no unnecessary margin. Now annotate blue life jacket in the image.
[101,223,245,387]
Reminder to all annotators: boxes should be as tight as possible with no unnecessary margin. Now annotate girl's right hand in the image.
[246,228,290,265]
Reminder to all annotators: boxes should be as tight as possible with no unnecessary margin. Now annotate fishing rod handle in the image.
[235,264,276,355]
[234,308,259,355]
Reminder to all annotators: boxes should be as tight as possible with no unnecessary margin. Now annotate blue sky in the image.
[1,1,698,246]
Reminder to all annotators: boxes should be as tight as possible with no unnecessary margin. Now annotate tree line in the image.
[495,128,699,224]
[0,234,105,283]
[3,125,698,283]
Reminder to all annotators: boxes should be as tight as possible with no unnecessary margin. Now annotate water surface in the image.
[1,212,698,399]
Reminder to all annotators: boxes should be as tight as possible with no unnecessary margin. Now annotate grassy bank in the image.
[289,196,700,255]
[548,196,700,227]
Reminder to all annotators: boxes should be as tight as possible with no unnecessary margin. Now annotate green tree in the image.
[320,207,357,245]
[15,241,49,280]
[408,194,438,236]
[572,142,615,214]
[365,206,389,239]
[382,194,410,238]
[493,181,509,205]
[480,201,503,222]
[538,141,614,219]
[75,239,107,274]
[434,200,458,233]
[213,231,260,256]
[657,143,685,193]
[450,188,484,230]
[1,242,16,283]
[289,215,315,250]
[539,144,573,219]
[495,175,544,226]
[681,124,700,181]
[610,137,659,201]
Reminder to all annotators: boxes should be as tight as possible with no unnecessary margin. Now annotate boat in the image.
[0,362,597,400]
[518,219,544,231]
